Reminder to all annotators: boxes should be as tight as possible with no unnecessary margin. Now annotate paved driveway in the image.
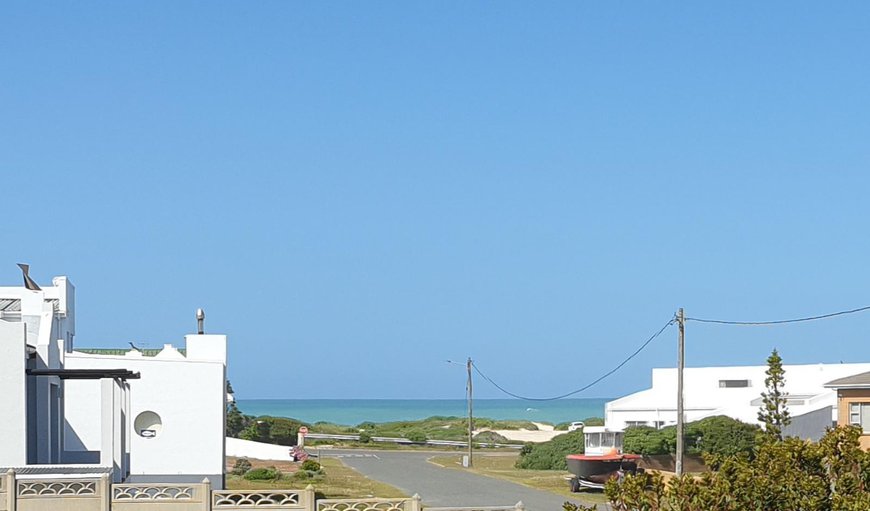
[320,449,605,511]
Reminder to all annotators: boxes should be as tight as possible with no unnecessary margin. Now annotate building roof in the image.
[0,298,20,311]
[75,347,187,357]
[824,371,870,388]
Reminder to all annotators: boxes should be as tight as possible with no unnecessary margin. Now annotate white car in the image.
[567,421,585,432]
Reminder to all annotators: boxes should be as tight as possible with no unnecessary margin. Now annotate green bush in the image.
[406,430,427,443]
[243,467,281,480]
[300,460,321,472]
[239,416,311,446]
[606,426,870,511]
[293,460,324,481]
[292,470,312,480]
[689,415,759,457]
[473,431,510,443]
[358,430,372,443]
[581,417,604,427]
[623,416,759,457]
[515,430,585,470]
[230,457,252,476]
[623,426,676,455]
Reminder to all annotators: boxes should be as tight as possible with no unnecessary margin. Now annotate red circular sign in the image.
[299,426,309,435]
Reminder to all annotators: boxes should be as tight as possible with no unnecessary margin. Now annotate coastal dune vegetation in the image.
[227,402,565,445]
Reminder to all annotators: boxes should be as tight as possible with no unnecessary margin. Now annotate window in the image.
[586,433,603,450]
[625,421,647,428]
[849,403,870,433]
[719,379,751,388]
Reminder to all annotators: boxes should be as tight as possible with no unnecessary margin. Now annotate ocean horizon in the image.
[235,398,610,426]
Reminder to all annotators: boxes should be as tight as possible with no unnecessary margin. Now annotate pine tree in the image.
[225,379,249,437]
[758,349,791,441]
[226,401,247,437]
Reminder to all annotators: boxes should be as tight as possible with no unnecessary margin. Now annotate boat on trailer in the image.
[566,426,641,491]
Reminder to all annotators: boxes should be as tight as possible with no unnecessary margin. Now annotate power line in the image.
[686,305,870,326]
[472,318,675,401]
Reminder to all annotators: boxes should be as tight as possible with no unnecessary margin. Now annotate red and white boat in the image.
[566,426,641,491]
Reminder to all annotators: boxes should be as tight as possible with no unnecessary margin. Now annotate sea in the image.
[235,398,609,426]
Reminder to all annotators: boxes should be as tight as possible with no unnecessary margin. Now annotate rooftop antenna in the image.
[17,263,41,291]
[196,308,205,334]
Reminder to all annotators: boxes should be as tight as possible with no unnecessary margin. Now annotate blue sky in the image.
[2,2,870,399]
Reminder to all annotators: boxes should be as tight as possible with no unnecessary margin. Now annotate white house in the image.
[606,362,870,439]
[0,269,227,487]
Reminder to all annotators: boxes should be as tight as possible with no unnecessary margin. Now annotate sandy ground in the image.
[476,422,563,443]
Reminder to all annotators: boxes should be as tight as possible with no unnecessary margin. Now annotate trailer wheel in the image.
[569,477,581,493]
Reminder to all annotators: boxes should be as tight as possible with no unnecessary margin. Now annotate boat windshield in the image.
[585,431,624,454]
[585,433,601,450]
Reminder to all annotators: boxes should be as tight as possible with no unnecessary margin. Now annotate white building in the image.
[606,362,870,438]
[0,270,227,487]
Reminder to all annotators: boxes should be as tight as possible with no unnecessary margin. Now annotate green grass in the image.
[226,457,407,499]
[428,453,609,506]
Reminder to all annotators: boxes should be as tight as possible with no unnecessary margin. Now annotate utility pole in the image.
[676,308,685,476]
[467,357,474,468]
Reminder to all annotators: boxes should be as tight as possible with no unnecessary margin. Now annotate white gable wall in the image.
[64,335,227,483]
[0,321,28,466]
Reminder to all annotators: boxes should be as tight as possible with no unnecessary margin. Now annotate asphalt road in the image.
[320,449,605,511]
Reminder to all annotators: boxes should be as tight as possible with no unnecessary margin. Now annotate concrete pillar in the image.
[5,469,15,511]
[100,379,117,479]
[201,478,211,511]
[99,473,110,511]
[408,494,422,511]
[304,484,316,511]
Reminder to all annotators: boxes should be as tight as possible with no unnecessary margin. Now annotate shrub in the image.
[243,467,281,480]
[294,460,324,481]
[563,501,599,511]
[406,430,427,443]
[622,416,759,457]
[239,416,311,446]
[515,430,585,470]
[230,457,252,476]
[581,417,604,427]
[623,426,675,455]
[688,415,759,458]
[292,470,312,480]
[300,460,321,472]
[605,426,870,511]
[473,431,510,443]
[358,431,372,443]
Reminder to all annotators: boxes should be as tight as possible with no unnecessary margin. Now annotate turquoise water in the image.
[235,398,609,426]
